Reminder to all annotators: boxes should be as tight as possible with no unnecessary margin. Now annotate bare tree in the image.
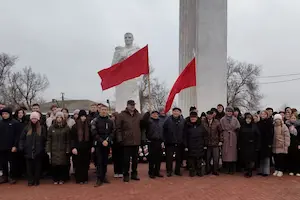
[0,53,18,102]
[227,57,262,111]
[4,66,49,109]
[139,67,168,112]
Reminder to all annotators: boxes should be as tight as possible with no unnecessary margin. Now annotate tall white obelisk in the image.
[178,0,197,117]
[179,0,227,114]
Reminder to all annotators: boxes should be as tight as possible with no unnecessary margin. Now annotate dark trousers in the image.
[52,165,68,182]
[123,146,139,177]
[288,150,300,173]
[188,156,204,176]
[148,141,162,176]
[224,161,236,173]
[112,143,123,174]
[165,144,182,173]
[273,153,286,171]
[74,148,90,183]
[244,161,255,173]
[26,158,42,184]
[206,147,220,173]
[96,146,109,181]
[0,150,15,179]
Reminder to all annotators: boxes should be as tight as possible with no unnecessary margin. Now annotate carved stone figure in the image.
[112,33,141,112]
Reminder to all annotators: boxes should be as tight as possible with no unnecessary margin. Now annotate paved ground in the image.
[1,164,300,200]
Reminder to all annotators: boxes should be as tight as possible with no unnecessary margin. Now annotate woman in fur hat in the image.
[220,106,241,174]
[238,113,260,178]
[19,112,46,186]
[46,112,71,185]
[71,110,94,184]
[272,114,290,177]
[257,110,274,176]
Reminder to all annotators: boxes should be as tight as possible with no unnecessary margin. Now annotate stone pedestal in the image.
[179,0,227,114]
[178,0,197,117]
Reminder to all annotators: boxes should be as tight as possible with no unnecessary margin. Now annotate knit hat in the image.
[244,112,252,119]
[73,109,80,115]
[189,111,198,117]
[55,111,64,119]
[273,114,282,121]
[0,107,12,115]
[78,110,87,118]
[225,106,234,112]
[172,107,182,112]
[206,110,213,115]
[151,110,159,115]
[200,112,206,117]
[189,106,197,112]
[30,112,40,120]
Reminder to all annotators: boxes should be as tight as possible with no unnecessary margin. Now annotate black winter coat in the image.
[146,118,164,141]
[163,116,185,145]
[257,118,274,158]
[19,124,47,159]
[91,116,114,146]
[184,118,208,157]
[0,118,21,151]
[238,122,260,162]
[286,121,300,153]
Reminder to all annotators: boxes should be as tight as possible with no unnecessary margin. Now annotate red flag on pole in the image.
[98,45,149,90]
[164,58,196,113]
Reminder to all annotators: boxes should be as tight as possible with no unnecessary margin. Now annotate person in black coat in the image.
[257,110,274,176]
[145,111,164,179]
[91,106,114,187]
[19,112,46,186]
[163,107,185,177]
[13,108,28,178]
[0,107,21,184]
[71,110,93,184]
[285,115,300,176]
[184,111,208,177]
[238,113,260,178]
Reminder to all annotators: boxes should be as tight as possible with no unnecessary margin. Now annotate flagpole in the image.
[147,73,152,111]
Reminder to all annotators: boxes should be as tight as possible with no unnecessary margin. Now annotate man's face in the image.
[190,116,197,123]
[260,111,268,119]
[266,109,273,117]
[151,112,159,119]
[207,114,213,120]
[18,110,24,119]
[127,104,135,112]
[172,110,181,118]
[100,107,108,116]
[32,106,40,112]
[0,104,5,110]
[1,112,10,119]
[62,110,68,118]
[90,105,97,113]
[124,33,133,46]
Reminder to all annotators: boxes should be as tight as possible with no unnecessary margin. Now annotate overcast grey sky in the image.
[1,0,300,110]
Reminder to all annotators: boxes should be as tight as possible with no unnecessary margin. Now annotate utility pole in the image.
[61,92,65,108]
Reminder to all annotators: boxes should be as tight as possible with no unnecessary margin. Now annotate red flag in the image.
[164,58,196,113]
[98,45,149,90]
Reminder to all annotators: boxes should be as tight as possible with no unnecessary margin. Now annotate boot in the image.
[167,171,172,177]
[123,175,130,182]
[131,174,140,181]
[94,179,103,187]
[0,176,8,184]
[189,170,196,177]
[103,177,110,184]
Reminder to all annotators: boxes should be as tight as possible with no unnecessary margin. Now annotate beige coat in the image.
[272,124,290,154]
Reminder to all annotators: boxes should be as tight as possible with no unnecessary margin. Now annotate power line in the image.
[259,72,300,78]
[260,77,300,85]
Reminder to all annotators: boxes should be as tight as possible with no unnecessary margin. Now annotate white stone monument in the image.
[112,33,141,112]
[179,0,227,114]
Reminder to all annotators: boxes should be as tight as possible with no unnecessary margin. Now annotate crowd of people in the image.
[0,101,299,187]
